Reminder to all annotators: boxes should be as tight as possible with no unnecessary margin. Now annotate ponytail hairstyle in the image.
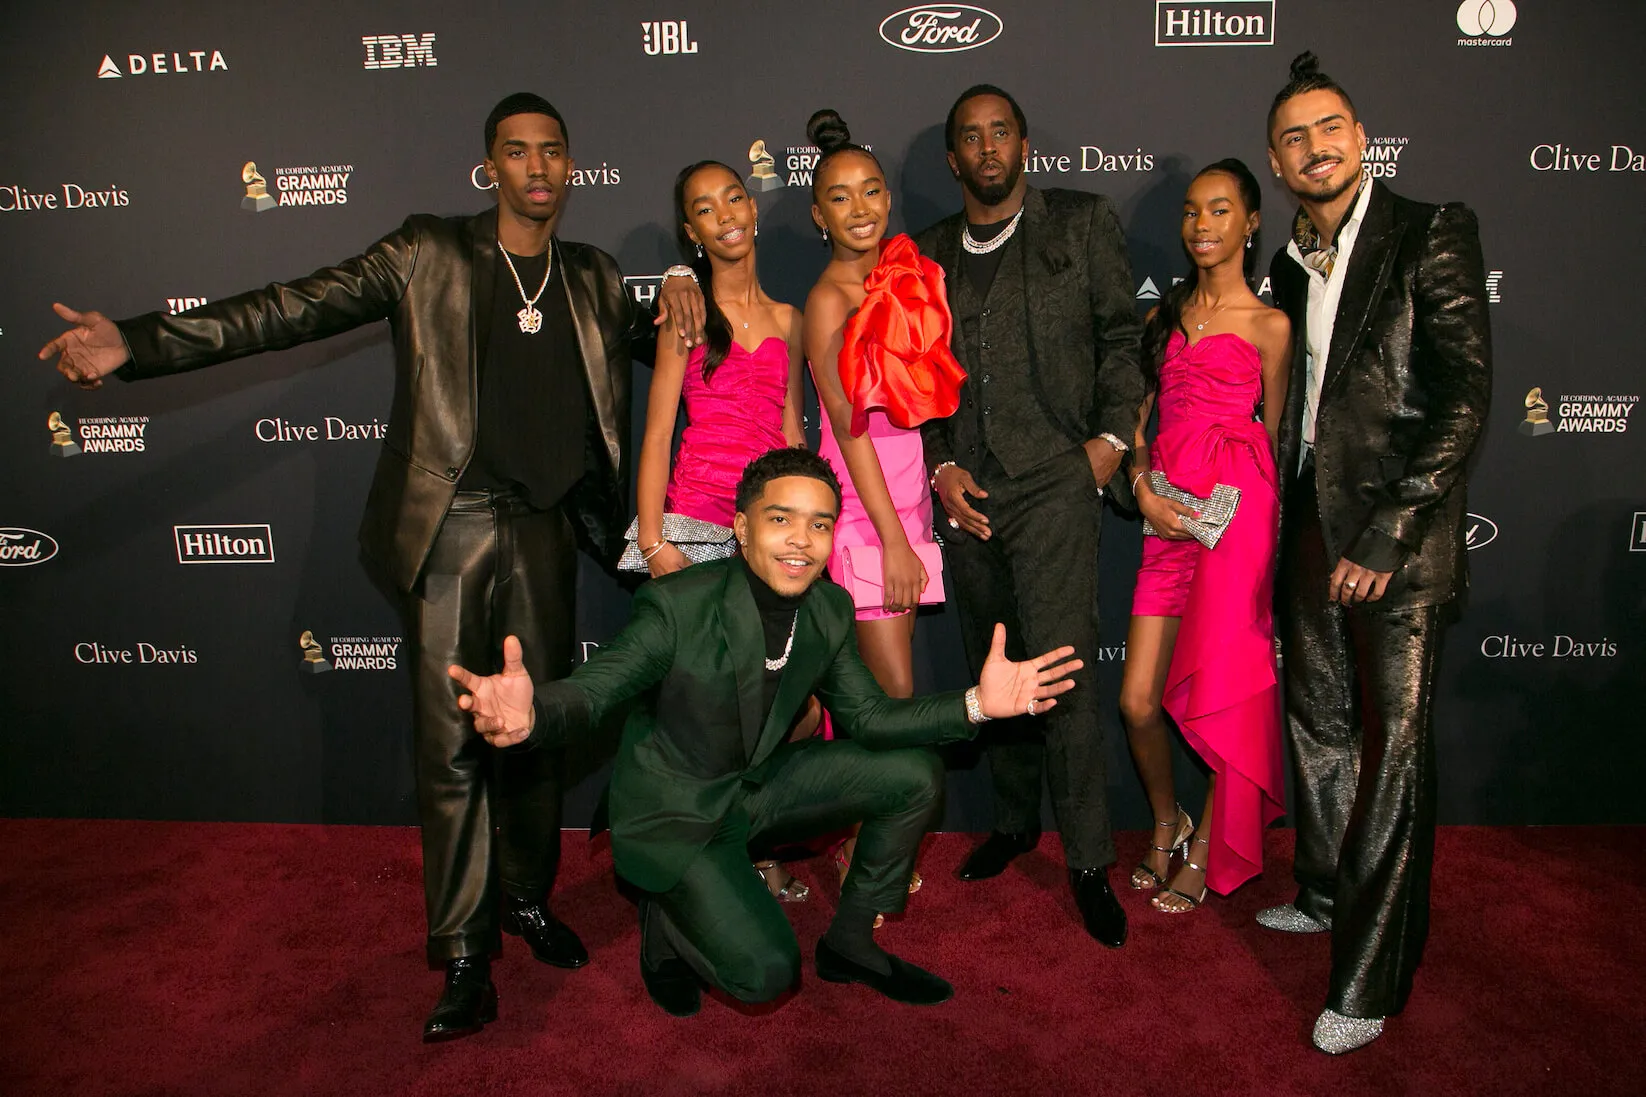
[1140,158,1264,393]
[671,159,740,382]
[1266,50,1358,144]
[805,109,883,205]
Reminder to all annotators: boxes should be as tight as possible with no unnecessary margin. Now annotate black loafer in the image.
[957,830,1040,881]
[422,957,498,1042]
[815,940,953,1005]
[1070,867,1127,948]
[502,895,589,969]
[641,955,703,1017]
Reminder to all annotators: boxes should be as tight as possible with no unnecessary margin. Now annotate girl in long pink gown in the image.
[1120,160,1292,912]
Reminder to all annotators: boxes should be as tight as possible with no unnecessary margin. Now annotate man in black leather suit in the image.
[38,93,702,1042]
[916,85,1145,948]
[1255,54,1492,1054]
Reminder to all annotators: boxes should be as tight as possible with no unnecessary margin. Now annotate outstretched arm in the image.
[450,583,678,749]
[819,621,1081,750]
[41,220,420,387]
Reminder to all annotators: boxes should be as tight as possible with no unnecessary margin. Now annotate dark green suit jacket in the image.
[527,558,974,893]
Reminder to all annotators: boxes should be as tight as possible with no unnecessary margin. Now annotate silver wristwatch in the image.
[661,264,699,286]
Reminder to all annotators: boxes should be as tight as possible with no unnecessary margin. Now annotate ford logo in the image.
[0,527,60,566]
[879,5,1003,53]
[1464,513,1498,550]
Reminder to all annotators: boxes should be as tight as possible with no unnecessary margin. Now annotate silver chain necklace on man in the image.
[765,612,798,671]
[499,241,552,334]
[961,206,1024,255]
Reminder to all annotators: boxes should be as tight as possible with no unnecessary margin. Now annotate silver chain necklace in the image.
[765,612,798,671]
[961,207,1024,255]
[499,241,553,334]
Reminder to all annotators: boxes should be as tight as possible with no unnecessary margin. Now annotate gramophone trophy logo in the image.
[299,630,333,673]
[47,412,81,457]
[746,140,782,192]
[241,161,276,212]
[1520,386,1554,436]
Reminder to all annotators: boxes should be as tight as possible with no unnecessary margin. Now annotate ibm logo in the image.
[642,21,698,55]
[174,524,275,564]
[1487,270,1503,303]
[362,34,437,70]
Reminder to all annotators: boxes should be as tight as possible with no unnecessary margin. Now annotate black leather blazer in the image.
[116,207,642,591]
[915,186,1145,498]
[1269,182,1492,608]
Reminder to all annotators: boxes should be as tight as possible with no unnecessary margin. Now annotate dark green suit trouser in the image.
[640,738,945,1003]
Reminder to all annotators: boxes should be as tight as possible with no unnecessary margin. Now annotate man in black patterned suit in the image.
[915,84,1145,948]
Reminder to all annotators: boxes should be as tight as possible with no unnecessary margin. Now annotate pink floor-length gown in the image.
[1131,330,1285,894]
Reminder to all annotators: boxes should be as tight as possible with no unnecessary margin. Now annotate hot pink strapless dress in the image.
[665,337,790,526]
[1132,331,1284,895]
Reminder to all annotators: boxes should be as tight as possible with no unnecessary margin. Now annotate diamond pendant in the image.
[517,305,543,334]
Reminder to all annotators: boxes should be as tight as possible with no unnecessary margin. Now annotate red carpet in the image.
[1,821,1639,1096]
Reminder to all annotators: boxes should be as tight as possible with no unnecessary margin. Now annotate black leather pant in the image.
[940,448,1114,870]
[402,489,576,965]
[642,740,944,1002]
[1279,463,1442,1018]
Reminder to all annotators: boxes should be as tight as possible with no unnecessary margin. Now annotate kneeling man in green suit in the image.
[450,448,1081,1015]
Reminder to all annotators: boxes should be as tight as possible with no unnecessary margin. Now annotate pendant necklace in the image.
[961,206,1024,255]
[500,241,553,334]
[766,612,798,671]
[1193,297,1229,332]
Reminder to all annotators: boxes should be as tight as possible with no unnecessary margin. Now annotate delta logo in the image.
[97,51,228,78]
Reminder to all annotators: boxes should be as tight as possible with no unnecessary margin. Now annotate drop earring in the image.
[754,221,760,238]
[821,226,830,244]
[695,243,704,259]
[1246,235,1253,249]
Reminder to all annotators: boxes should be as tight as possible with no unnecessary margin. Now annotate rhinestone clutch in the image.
[617,513,738,572]
[1139,471,1242,550]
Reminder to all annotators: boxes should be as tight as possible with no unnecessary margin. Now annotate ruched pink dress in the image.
[665,337,790,527]
[1132,330,1285,894]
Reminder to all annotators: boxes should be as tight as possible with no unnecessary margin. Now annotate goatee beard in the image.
[962,166,1021,208]
[1295,162,1361,204]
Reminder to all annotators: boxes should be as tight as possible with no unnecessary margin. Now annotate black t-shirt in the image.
[963,218,1016,298]
[460,247,588,508]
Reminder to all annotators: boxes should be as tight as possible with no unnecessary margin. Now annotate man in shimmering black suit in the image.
[1258,53,1492,1054]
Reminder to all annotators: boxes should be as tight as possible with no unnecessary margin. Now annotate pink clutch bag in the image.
[838,543,946,610]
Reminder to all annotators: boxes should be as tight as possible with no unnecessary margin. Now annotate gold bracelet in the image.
[639,539,669,562]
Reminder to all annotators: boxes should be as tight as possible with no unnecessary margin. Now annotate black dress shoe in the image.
[1070,867,1127,948]
[957,830,1040,881]
[422,957,498,1043]
[502,894,589,969]
[815,940,953,1005]
[641,955,703,1017]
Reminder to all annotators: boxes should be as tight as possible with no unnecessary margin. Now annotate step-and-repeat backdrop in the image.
[4,1,1642,829]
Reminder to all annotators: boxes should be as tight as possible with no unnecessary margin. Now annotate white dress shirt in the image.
[1288,175,1376,469]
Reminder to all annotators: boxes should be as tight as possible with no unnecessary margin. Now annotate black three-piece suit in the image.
[1269,181,1492,1017]
[115,206,645,964]
[916,186,1145,870]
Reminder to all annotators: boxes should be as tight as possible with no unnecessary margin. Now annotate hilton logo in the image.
[624,275,662,310]
[1154,1,1275,47]
[1631,512,1646,552]
[174,524,275,564]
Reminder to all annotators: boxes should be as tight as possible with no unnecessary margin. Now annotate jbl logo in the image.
[167,297,208,314]
[362,34,437,70]
[642,21,698,55]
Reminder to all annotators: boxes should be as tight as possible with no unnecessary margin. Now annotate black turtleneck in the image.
[739,554,806,724]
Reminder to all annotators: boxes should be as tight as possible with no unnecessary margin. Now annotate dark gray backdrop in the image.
[4,1,1643,831]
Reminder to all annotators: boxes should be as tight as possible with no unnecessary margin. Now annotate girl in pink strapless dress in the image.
[1121,159,1291,914]
[635,159,808,901]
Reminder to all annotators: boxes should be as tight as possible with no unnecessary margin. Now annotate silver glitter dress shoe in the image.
[1255,904,1329,933]
[1312,1009,1384,1054]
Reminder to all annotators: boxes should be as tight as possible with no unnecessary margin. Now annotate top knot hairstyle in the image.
[484,92,568,156]
[805,109,882,198]
[1267,51,1357,141]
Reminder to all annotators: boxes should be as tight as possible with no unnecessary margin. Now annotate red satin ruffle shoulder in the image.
[837,234,967,436]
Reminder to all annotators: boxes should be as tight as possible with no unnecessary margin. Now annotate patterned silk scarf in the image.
[1291,173,1369,279]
